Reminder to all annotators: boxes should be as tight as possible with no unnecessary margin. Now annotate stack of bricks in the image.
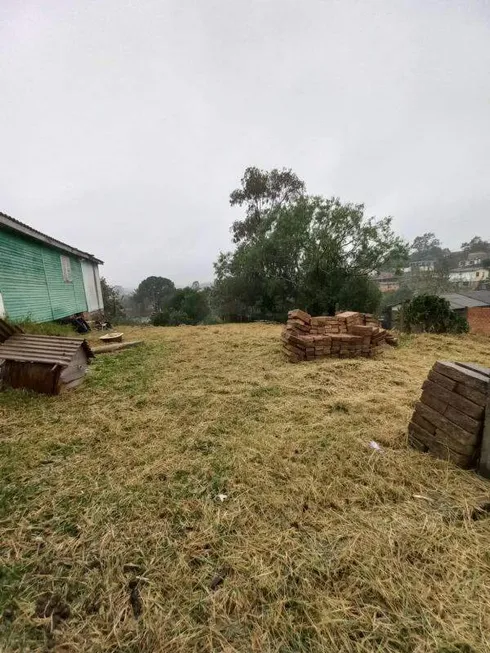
[282,309,396,362]
[408,361,490,468]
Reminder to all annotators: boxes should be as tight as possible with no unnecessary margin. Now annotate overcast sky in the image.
[1,1,489,287]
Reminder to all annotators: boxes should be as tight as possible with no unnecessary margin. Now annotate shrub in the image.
[151,287,211,326]
[152,309,191,326]
[399,295,469,334]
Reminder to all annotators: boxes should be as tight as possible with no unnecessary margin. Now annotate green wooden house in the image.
[0,212,104,323]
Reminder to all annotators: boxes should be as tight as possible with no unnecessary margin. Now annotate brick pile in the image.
[282,309,397,362]
[409,361,490,468]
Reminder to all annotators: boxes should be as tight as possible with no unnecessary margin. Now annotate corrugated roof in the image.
[467,251,488,261]
[440,293,490,309]
[458,290,490,305]
[0,211,103,264]
[449,266,487,273]
[0,334,94,365]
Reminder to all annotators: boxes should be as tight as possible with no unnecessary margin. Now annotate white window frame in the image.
[61,255,73,283]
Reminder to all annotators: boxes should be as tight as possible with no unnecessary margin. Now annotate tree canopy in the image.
[215,172,409,320]
[133,276,175,313]
[409,232,450,264]
[411,232,441,255]
[461,236,490,254]
[230,166,305,244]
[151,286,211,326]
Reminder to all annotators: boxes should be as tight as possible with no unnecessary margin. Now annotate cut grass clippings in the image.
[1,324,490,652]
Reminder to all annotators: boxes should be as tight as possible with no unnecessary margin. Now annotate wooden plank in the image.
[414,402,479,450]
[434,429,477,455]
[428,369,456,391]
[422,379,484,420]
[455,362,490,378]
[283,344,305,357]
[409,422,473,467]
[433,361,489,395]
[477,381,490,479]
[454,382,488,408]
[287,309,311,324]
[444,405,482,436]
[91,341,143,354]
[3,360,58,395]
[421,391,447,414]
[412,410,436,434]
[408,433,428,452]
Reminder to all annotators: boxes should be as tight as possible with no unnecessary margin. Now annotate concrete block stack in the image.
[282,309,396,362]
[409,361,490,468]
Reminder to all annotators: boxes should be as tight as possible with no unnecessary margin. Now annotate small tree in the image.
[100,278,126,322]
[399,295,468,334]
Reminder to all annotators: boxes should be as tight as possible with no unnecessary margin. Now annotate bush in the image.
[151,287,211,326]
[399,295,469,334]
[152,308,191,326]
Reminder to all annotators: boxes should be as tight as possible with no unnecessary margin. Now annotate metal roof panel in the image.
[0,333,94,365]
[0,211,103,264]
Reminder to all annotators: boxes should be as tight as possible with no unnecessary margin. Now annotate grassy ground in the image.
[1,324,490,652]
[11,320,75,337]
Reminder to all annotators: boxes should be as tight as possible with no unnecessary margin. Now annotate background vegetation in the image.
[101,168,490,327]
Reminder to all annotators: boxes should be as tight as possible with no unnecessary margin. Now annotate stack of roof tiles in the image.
[282,309,397,362]
[409,361,490,468]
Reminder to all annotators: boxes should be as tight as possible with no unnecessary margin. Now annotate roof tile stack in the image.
[282,310,397,363]
[408,361,490,468]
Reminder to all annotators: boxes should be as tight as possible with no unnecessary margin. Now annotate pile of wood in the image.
[409,361,490,468]
[282,309,397,362]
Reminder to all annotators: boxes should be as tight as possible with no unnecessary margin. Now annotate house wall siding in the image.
[466,307,490,335]
[81,260,104,312]
[0,229,88,322]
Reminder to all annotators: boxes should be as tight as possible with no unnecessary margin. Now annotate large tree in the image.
[133,276,175,313]
[230,166,305,244]
[409,232,450,264]
[461,236,490,254]
[215,182,408,319]
[411,232,440,255]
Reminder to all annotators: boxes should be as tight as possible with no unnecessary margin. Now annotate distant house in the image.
[459,252,489,268]
[0,212,104,323]
[374,272,400,293]
[448,266,489,289]
[405,258,436,273]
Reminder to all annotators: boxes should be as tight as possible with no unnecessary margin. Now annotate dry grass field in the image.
[1,324,490,652]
